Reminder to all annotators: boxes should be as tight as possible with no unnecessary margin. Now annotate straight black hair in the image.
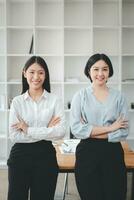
[84,53,114,82]
[21,56,51,94]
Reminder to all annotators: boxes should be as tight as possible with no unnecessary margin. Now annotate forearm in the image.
[9,129,33,143]
[91,116,128,137]
[27,123,65,141]
[91,125,111,137]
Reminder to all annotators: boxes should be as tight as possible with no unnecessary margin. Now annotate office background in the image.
[0,0,134,197]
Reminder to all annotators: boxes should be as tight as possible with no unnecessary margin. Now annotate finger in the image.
[12,125,20,130]
[53,118,61,123]
[117,115,124,122]
[52,120,61,126]
[121,123,128,128]
[122,120,128,123]
[53,117,60,121]
[51,117,60,124]
[11,123,19,127]
[52,119,61,125]
[12,125,18,129]
[49,117,57,124]
[17,115,24,122]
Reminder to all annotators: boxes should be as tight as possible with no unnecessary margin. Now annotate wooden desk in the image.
[56,146,75,172]
[122,142,134,200]
[56,142,134,200]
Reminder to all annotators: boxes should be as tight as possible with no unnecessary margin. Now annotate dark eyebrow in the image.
[93,65,109,68]
[29,69,44,72]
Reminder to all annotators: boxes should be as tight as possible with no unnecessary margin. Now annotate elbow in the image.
[70,122,90,139]
[9,134,16,143]
[71,128,87,139]
[58,127,66,139]
[123,129,129,139]
[53,126,66,140]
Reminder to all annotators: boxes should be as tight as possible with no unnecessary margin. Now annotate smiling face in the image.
[23,63,45,92]
[89,60,110,86]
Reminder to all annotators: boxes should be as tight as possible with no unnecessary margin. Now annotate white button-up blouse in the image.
[9,90,66,143]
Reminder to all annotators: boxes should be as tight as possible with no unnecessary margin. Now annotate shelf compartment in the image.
[93,1,119,27]
[65,29,92,54]
[44,56,64,82]
[0,112,7,135]
[64,83,88,108]
[108,56,120,83]
[122,28,134,54]
[0,56,6,82]
[0,83,6,92]
[0,94,6,111]
[7,0,33,26]
[122,84,134,109]
[64,0,91,27]
[64,56,88,82]
[93,28,119,55]
[0,29,6,54]
[51,83,63,98]
[122,56,134,82]
[7,84,21,109]
[0,0,5,27]
[7,56,30,82]
[35,0,63,26]
[122,1,134,26]
[7,28,33,54]
[35,28,63,55]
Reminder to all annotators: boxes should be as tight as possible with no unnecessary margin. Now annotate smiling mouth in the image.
[97,78,104,81]
[32,81,40,84]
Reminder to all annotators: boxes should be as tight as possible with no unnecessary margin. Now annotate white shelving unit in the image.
[122,0,134,141]
[0,0,134,168]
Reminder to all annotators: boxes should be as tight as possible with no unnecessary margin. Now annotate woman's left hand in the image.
[11,116,28,133]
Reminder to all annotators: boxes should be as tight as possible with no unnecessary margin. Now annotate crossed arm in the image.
[11,116,61,133]
[86,116,128,139]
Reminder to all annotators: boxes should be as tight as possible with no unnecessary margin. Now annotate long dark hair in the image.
[84,53,114,82]
[21,56,51,94]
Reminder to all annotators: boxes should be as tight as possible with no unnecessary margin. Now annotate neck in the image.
[92,83,108,92]
[28,88,44,101]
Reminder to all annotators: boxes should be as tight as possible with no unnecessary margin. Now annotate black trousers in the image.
[75,138,127,200]
[7,141,59,200]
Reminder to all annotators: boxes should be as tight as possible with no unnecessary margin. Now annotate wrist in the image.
[108,125,113,132]
[23,126,28,133]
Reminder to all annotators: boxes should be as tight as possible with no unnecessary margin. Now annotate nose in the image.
[98,69,103,76]
[34,73,39,80]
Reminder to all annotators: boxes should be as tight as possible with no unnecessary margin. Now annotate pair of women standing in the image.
[8,54,128,200]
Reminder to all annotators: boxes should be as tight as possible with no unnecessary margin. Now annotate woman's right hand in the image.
[109,116,128,132]
[48,116,61,127]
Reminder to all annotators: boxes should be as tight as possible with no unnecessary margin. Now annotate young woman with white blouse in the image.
[7,56,65,200]
[70,53,128,200]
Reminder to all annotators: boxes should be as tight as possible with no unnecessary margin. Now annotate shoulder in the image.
[12,94,25,104]
[110,87,126,102]
[72,86,92,102]
[10,94,25,111]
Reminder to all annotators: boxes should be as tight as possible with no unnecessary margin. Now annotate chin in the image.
[96,82,106,86]
[32,86,42,90]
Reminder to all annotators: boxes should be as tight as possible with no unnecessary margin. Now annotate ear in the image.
[23,70,27,78]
